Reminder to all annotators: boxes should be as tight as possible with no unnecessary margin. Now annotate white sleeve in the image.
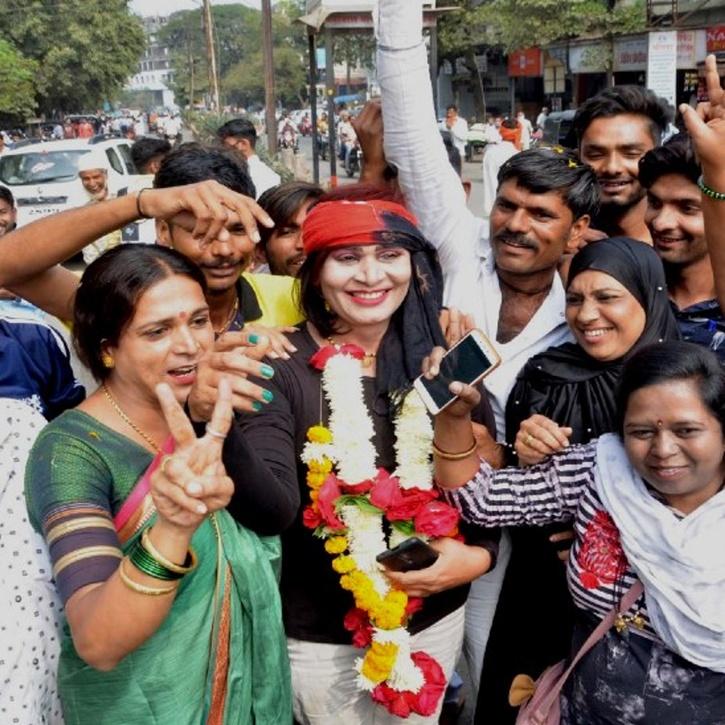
[376,0,480,277]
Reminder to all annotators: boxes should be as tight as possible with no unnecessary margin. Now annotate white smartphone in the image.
[413,330,501,415]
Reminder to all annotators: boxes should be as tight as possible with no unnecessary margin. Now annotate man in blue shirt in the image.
[640,133,725,358]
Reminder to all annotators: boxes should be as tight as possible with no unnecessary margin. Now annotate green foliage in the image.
[0,38,37,121]
[223,46,307,109]
[0,0,145,115]
[161,2,309,109]
[439,0,646,55]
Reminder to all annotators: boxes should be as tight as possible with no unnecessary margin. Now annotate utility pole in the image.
[202,0,220,111]
[262,0,277,156]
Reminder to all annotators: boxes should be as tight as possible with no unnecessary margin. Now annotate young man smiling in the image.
[639,134,725,359]
[573,86,670,243]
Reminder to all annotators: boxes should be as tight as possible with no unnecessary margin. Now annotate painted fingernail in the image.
[262,389,274,403]
[248,333,260,344]
[261,364,275,379]
[252,401,262,412]
[187,481,202,495]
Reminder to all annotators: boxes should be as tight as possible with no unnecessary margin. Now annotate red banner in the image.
[508,48,543,77]
[707,25,725,53]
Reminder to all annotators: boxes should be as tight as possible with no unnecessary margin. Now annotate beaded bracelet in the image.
[129,538,183,581]
[698,175,725,201]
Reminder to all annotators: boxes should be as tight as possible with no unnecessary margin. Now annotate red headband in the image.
[302,200,419,255]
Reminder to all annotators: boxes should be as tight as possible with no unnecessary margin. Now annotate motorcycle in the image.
[278,123,299,152]
[315,131,329,161]
[344,140,361,178]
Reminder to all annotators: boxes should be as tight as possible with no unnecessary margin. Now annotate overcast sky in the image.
[129,0,260,17]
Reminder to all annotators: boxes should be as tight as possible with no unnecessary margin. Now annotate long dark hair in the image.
[73,244,207,381]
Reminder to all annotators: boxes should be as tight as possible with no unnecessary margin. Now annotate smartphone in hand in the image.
[376,537,439,572]
[414,329,500,415]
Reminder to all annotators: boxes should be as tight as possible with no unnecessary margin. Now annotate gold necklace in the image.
[327,337,377,368]
[214,296,240,336]
[102,384,161,452]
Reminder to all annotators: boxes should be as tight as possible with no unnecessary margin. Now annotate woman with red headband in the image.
[227,190,501,723]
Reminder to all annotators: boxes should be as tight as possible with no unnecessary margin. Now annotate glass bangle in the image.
[128,539,182,581]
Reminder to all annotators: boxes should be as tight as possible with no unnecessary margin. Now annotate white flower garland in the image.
[302,351,437,698]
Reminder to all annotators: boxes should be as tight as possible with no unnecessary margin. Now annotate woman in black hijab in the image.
[476,237,680,725]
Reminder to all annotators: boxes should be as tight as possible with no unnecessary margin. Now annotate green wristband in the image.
[698,175,725,201]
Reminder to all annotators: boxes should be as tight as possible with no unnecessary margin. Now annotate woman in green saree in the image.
[25,244,292,724]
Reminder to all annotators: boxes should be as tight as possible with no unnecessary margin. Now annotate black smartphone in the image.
[413,330,500,415]
[376,537,439,572]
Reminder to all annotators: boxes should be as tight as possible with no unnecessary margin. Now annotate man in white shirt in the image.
[481,120,520,218]
[517,111,533,150]
[441,104,468,157]
[217,118,281,199]
[376,0,599,699]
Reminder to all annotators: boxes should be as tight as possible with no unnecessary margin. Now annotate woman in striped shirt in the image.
[428,341,725,723]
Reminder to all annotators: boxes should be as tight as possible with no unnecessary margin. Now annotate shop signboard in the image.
[508,48,543,77]
[569,43,607,73]
[707,25,725,53]
[614,36,648,72]
[647,30,677,106]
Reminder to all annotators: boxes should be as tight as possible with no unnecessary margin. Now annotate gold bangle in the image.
[432,439,478,460]
[118,558,178,596]
[141,527,198,575]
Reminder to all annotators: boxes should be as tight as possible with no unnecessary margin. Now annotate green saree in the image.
[26,410,291,724]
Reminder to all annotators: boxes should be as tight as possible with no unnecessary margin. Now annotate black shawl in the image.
[505,237,680,445]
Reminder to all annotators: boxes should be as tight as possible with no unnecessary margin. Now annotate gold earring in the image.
[101,353,115,369]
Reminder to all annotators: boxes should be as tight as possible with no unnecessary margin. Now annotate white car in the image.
[0,136,139,227]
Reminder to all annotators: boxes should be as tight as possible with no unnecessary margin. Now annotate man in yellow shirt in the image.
[0,146,301,359]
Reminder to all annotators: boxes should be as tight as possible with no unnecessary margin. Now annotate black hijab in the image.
[505,237,680,445]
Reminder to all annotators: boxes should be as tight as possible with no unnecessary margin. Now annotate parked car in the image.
[542,110,577,149]
[0,136,138,227]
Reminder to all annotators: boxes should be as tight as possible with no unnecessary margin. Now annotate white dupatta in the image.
[594,434,725,673]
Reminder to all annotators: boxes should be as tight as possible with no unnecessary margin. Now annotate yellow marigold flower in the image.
[324,536,348,555]
[332,555,356,574]
[361,642,398,683]
[306,471,326,488]
[307,425,333,444]
[386,591,408,608]
[310,490,319,502]
[308,458,333,474]
[340,575,354,591]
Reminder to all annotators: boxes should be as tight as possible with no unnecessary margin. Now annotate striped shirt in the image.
[441,443,662,642]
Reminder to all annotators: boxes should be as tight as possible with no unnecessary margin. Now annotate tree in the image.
[438,0,646,116]
[223,45,307,108]
[0,0,145,116]
[0,39,37,122]
[161,1,310,109]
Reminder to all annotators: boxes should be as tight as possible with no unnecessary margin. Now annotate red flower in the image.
[369,469,400,509]
[317,474,346,530]
[371,651,446,717]
[577,510,627,590]
[414,500,460,538]
[340,477,375,495]
[409,651,447,715]
[386,487,438,522]
[343,607,373,648]
[309,344,365,371]
[405,597,424,617]
[302,505,322,529]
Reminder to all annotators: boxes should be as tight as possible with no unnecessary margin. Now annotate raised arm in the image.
[681,55,725,313]
[375,0,481,276]
[0,182,273,321]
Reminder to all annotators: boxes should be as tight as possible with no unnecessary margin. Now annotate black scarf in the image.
[505,237,680,445]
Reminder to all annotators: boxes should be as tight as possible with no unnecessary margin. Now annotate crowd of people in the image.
[1,1,725,724]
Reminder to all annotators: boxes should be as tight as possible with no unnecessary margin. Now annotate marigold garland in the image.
[301,344,462,717]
